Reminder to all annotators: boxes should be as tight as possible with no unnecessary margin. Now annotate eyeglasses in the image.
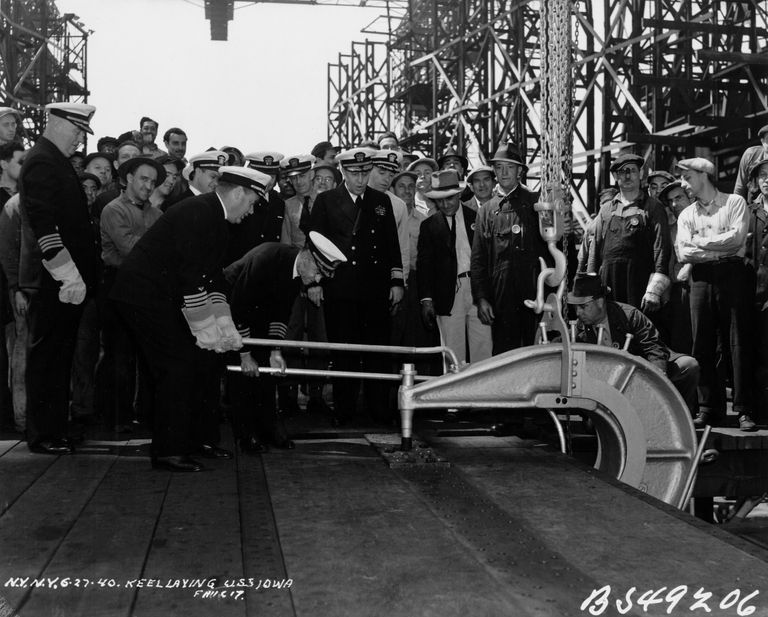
[314,176,335,185]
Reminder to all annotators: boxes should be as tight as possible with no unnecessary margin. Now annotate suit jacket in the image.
[223,243,301,339]
[110,192,229,311]
[18,136,99,292]
[225,190,285,264]
[417,205,476,315]
[309,184,403,301]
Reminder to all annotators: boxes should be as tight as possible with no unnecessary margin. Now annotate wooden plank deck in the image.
[1,418,768,617]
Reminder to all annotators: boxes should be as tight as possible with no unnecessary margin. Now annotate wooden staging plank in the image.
[131,439,247,617]
[263,450,535,617]
[236,451,295,617]
[0,455,116,611]
[19,457,169,617]
[0,443,58,517]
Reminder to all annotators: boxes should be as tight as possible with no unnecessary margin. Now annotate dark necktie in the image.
[448,214,456,250]
[299,195,311,234]
[355,195,363,208]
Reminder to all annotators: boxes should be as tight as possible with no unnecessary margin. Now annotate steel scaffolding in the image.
[0,0,89,145]
[325,0,768,211]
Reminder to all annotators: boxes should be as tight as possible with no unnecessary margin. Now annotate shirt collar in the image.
[215,191,227,219]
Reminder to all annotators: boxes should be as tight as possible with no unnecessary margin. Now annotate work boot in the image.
[739,414,757,432]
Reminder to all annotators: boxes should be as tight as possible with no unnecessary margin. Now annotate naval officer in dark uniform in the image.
[176,150,228,202]
[19,102,99,454]
[225,151,286,264]
[309,147,404,425]
[224,231,346,452]
[110,166,271,472]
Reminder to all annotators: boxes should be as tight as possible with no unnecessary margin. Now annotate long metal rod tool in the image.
[227,365,432,382]
[241,337,460,372]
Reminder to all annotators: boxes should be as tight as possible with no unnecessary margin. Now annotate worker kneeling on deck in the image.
[110,166,270,472]
[568,272,699,414]
[224,232,346,453]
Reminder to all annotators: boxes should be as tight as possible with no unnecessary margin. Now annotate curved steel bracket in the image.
[398,344,698,507]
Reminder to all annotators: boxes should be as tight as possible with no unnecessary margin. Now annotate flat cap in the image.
[610,153,645,173]
[311,141,340,159]
[657,180,684,204]
[647,170,675,183]
[0,107,21,121]
[407,157,438,173]
[676,157,715,176]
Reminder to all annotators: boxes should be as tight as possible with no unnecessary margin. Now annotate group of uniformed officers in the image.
[1,101,767,471]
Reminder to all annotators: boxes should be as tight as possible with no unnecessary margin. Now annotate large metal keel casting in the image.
[398,343,699,508]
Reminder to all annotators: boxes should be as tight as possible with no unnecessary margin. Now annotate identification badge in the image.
[629,217,639,227]
[374,205,386,217]
[511,224,521,234]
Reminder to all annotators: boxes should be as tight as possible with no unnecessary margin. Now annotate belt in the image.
[457,271,471,279]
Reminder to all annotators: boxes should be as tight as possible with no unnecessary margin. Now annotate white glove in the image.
[214,315,243,352]
[182,310,220,350]
[42,249,86,305]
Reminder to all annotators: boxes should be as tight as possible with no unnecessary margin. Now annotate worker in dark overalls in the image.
[587,153,671,316]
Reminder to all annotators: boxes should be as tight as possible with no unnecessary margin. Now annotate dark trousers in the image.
[667,352,700,415]
[324,291,392,422]
[70,296,101,418]
[96,297,143,428]
[25,289,83,445]
[390,274,441,375]
[115,300,220,457]
[689,260,754,416]
[229,344,279,441]
[490,262,539,355]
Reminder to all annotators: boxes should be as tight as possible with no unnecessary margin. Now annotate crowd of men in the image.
[0,102,766,471]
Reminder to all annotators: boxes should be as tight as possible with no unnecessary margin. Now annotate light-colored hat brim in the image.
[424,182,466,200]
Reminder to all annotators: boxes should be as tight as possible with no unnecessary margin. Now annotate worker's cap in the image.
[118,156,167,185]
[400,151,419,166]
[567,273,609,305]
[647,170,675,183]
[657,180,684,205]
[154,153,185,172]
[46,102,96,134]
[245,151,284,175]
[78,172,101,189]
[311,141,341,159]
[758,125,768,138]
[610,153,645,173]
[336,147,376,172]
[423,169,467,200]
[489,142,528,170]
[307,231,347,273]
[182,150,228,181]
[676,157,715,177]
[97,136,119,150]
[748,158,768,181]
[438,147,468,171]
[370,149,403,172]
[217,166,271,197]
[406,157,438,173]
[83,151,113,167]
[280,154,315,177]
[0,107,21,121]
[466,165,495,184]
[391,170,418,186]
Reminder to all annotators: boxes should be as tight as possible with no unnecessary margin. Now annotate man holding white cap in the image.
[111,166,271,471]
[0,107,21,146]
[18,101,99,455]
[224,231,346,452]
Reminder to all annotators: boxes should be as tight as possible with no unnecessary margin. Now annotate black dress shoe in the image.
[306,396,332,415]
[693,411,723,429]
[271,420,295,449]
[152,455,203,472]
[29,439,74,455]
[198,443,233,459]
[239,435,269,454]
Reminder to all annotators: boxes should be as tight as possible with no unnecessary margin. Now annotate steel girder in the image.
[325,0,768,213]
[0,0,88,145]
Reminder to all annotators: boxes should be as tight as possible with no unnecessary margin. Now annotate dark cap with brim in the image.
[118,156,167,185]
[657,180,683,205]
[610,153,645,173]
[78,172,101,189]
[567,273,609,305]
